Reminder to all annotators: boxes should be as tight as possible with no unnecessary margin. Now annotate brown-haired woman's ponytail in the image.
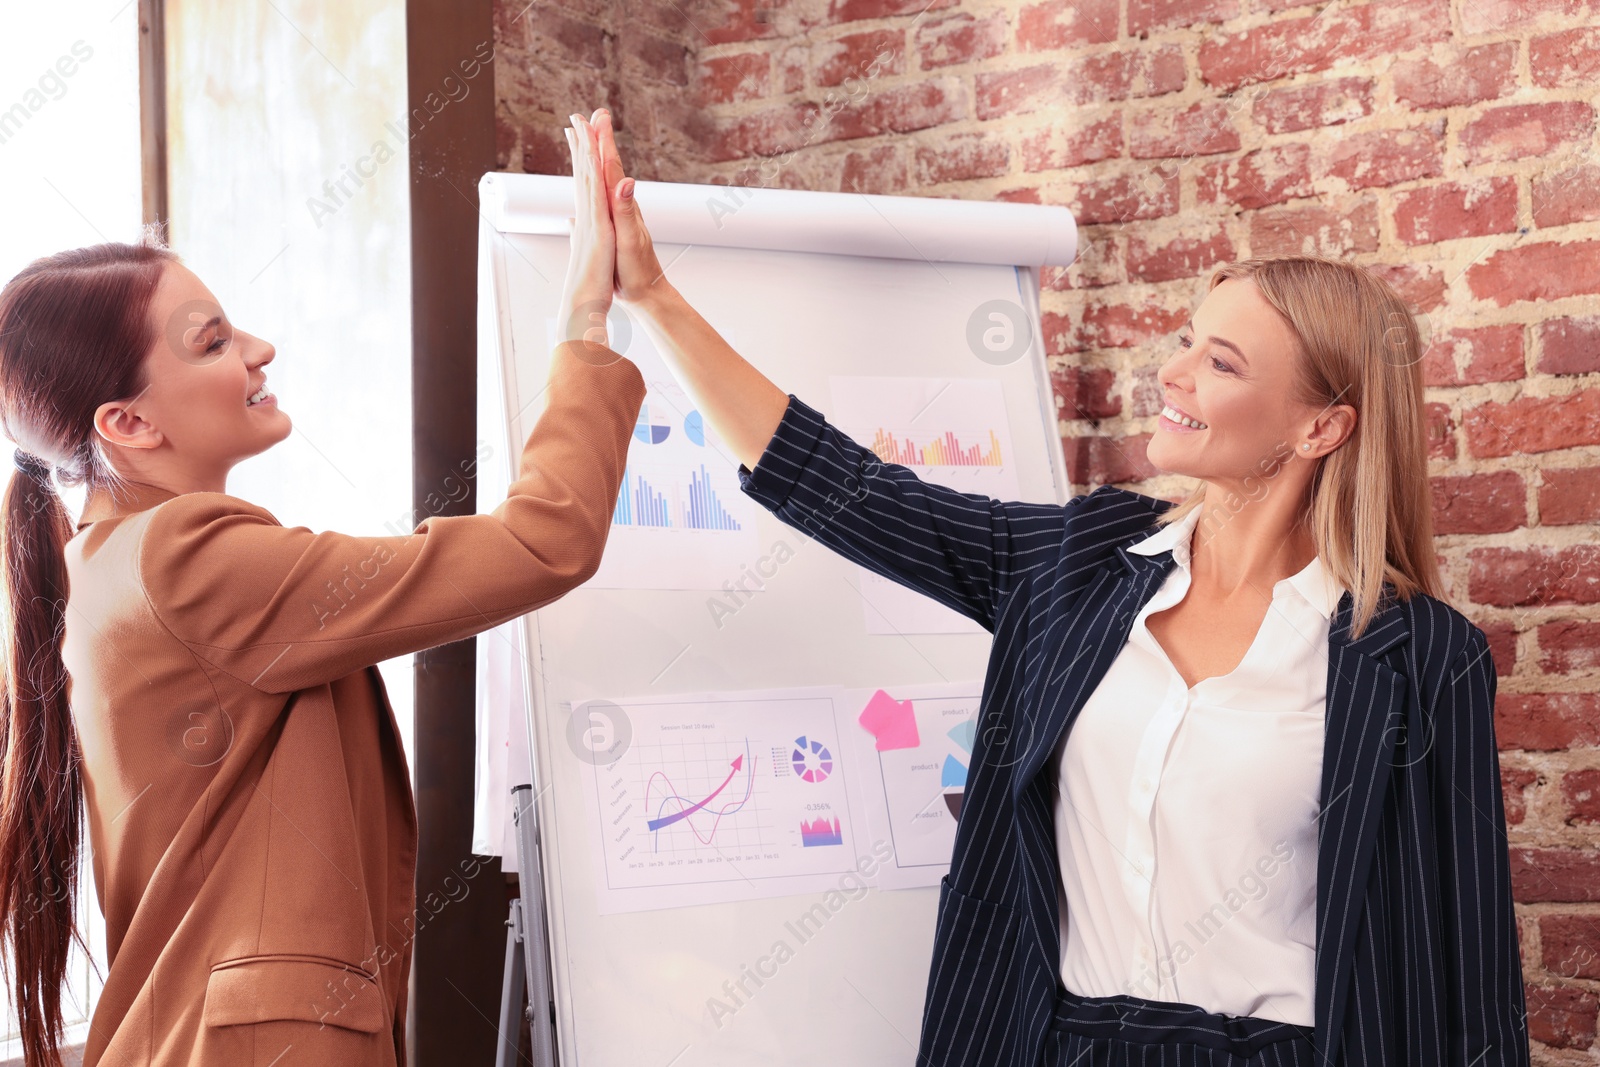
[0,447,84,1067]
[0,235,176,1065]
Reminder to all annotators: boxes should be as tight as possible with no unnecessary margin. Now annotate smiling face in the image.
[1148,276,1337,490]
[91,261,290,490]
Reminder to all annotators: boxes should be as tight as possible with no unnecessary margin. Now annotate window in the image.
[162,1,414,770]
[0,3,413,1059]
[0,3,142,1056]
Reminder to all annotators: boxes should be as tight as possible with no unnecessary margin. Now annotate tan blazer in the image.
[61,341,644,1066]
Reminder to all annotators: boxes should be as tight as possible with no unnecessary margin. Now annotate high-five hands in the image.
[575,109,672,309]
[566,109,789,472]
[560,109,615,349]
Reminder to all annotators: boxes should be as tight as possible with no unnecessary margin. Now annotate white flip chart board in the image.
[472,171,1076,1066]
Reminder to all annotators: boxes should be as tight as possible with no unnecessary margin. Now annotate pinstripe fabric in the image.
[1044,985,1315,1067]
[736,393,1531,1067]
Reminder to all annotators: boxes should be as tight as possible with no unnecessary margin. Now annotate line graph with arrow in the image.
[585,693,861,904]
[645,751,752,838]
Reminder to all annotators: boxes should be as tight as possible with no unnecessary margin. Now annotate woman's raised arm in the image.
[632,280,790,474]
[137,341,645,693]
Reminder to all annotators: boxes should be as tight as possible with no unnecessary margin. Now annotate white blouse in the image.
[1052,502,1347,1025]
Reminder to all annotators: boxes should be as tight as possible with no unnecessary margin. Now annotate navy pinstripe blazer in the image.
[737,393,1531,1067]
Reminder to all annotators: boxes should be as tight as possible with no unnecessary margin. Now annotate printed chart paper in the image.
[576,687,873,914]
[547,317,762,590]
[574,682,985,911]
[843,681,984,890]
[828,376,1022,635]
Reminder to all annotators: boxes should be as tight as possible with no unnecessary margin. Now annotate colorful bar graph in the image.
[799,815,843,847]
[612,469,671,528]
[614,477,630,525]
[869,427,1004,467]
[684,464,741,531]
[613,465,743,531]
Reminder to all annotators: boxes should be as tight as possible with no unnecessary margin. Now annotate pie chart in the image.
[791,735,833,783]
[633,404,672,445]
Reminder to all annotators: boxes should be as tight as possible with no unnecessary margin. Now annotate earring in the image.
[1302,443,1311,451]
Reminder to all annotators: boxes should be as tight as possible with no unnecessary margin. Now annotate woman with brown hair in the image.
[567,107,1529,1066]
[0,116,643,1065]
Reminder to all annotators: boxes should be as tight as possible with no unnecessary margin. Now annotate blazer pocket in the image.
[922,875,1023,1066]
[202,954,386,1034]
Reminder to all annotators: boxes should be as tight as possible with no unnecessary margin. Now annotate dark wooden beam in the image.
[405,0,504,1063]
[136,0,167,232]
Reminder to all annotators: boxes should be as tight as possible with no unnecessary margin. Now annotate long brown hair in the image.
[1153,255,1442,641]
[0,235,176,1065]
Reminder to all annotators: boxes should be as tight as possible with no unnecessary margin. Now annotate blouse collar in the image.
[1126,501,1345,621]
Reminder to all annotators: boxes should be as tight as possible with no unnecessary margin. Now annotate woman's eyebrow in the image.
[1183,319,1250,368]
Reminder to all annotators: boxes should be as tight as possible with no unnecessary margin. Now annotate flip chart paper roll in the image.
[479,171,1079,268]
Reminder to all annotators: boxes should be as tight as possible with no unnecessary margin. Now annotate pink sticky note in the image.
[858,689,920,751]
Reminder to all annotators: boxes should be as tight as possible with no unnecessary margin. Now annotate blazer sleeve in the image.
[136,340,647,694]
[736,392,1076,632]
[1430,627,1532,1067]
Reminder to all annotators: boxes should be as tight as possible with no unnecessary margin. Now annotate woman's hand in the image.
[588,110,674,310]
[575,111,789,472]
[559,109,614,349]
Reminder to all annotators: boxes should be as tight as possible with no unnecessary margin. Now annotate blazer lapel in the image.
[1312,587,1410,1067]
[1008,536,1411,1067]
[1007,542,1173,807]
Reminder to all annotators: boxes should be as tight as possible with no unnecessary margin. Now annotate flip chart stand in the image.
[496,784,557,1067]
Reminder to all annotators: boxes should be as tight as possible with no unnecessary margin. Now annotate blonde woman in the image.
[0,128,643,1065]
[565,108,1529,1067]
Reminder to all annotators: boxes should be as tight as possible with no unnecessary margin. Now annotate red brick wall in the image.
[494,3,1600,1056]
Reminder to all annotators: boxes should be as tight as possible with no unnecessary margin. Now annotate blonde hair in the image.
[1151,255,1442,641]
